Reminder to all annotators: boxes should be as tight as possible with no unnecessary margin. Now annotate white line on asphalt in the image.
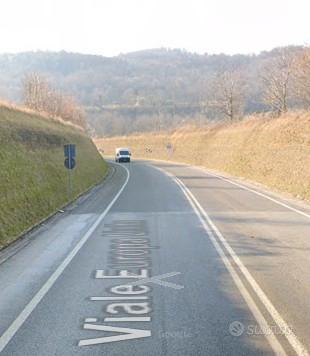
[126,271,184,290]
[195,167,310,220]
[0,163,130,353]
[153,164,308,356]
[162,165,308,356]
[85,318,98,323]
[104,317,151,322]
[147,158,310,220]
[90,296,148,301]
[173,181,286,354]
[173,175,309,356]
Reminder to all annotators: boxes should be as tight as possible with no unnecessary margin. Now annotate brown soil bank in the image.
[95,112,310,201]
[0,105,108,247]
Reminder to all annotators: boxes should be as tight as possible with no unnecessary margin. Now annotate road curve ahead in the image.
[0,160,309,356]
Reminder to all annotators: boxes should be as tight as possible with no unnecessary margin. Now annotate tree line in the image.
[88,45,310,133]
[208,47,310,121]
[1,46,310,134]
[23,73,86,129]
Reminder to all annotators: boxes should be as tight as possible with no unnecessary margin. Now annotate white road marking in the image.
[176,176,310,355]
[148,157,310,219]
[95,269,149,279]
[196,167,310,220]
[79,323,151,346]
[126,271,184,290]
[104,317,151,322]
[0,163,130,353]
[153,164,308,356]
[90,296,148,301]
[156,164,309,356]
[174,178,287,354]
[85,318,98,323]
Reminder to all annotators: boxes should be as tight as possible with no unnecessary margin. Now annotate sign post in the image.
[64,144,76,200]
[166,142,173,156]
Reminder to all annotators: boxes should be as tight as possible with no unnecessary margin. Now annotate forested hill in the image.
[0,46,305,135]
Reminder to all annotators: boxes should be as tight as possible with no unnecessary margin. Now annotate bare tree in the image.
[211,69,245,121]
[23,73,50,112]
[261,49,295,115]
[23,73,86,128]
[292,47,310,108]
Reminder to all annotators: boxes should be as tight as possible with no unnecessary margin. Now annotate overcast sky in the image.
[0,0,309,56]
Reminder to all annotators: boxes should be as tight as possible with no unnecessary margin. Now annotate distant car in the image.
[115,147,131,163]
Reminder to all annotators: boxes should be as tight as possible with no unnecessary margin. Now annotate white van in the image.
[115,147,131,163]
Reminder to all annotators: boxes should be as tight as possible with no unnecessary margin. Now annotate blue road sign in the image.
[64,157,76,170]
[64,144,76,158]
[64,144,76,198]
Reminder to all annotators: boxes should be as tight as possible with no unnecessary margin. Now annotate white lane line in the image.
[147,158,310,220]
[173,175,309,356]
[195,167,310,220]
[154,164,310,356]
[0,163,130,353]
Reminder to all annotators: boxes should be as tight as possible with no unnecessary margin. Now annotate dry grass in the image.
[0,100,84,131]
[95,111,310,201]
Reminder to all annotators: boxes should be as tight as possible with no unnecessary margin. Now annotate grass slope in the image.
[0,106,108,247]
[96,112,310,201]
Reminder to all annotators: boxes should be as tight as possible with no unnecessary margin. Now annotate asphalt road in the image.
[0,159,309,356]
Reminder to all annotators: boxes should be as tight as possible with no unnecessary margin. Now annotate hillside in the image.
[95,112,310,201]
[0,104,108,247]
[0,47,304,135]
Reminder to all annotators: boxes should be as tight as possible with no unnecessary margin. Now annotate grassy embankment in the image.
[95,112,310,201]
[0,105,108,248]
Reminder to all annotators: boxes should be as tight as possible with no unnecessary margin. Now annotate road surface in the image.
[0,160,309,356]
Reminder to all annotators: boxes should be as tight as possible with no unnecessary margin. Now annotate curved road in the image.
[0,160,309,356]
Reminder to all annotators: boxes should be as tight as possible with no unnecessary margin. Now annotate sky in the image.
[0,0,309,56]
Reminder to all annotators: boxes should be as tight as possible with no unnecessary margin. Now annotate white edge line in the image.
[153,164,309,356]
[175,176,309,356]
[196,167,310,220]
[0,163,130,353]
[146,158,310,220]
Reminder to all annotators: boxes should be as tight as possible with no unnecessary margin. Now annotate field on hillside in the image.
[95,112,310,201]
[0,105,108,247]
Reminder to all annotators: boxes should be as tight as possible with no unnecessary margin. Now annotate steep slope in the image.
[0,105,108,247]
[96,112,310,201]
